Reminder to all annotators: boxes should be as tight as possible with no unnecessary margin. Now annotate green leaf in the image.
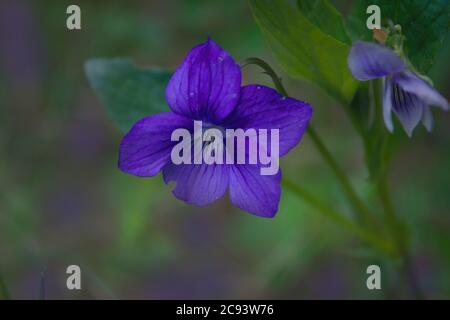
[85,58,171,132]
[347,0,450,74]
[249,0,358,105]
[297,0,351,44]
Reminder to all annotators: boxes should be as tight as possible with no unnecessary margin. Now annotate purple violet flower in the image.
[118,39,312,218]
[348,40,449,137]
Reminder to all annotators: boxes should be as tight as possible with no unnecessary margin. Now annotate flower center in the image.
[201,122,225,148]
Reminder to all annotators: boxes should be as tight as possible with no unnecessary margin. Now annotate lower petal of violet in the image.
[229,164,281,218]
[394,71,449,111]
[421,106,434,132]
[390,81,425,137]
[163,162,229,206]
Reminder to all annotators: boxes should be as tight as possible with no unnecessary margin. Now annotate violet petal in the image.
[119,112,193,177]
[348,41,405,81]
[222,85,312,157]
[421,106,434,132]
[165,39,241,123]
[394,71,449,111]
[390,82,424,137]
[229,164,281,218]
[163,162,229,206]
[382,77,394,132]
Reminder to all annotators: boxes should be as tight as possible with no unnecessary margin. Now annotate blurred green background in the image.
[0,0,449,299]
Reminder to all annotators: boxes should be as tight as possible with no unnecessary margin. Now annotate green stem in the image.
[377,177,399,240]
[243,57,378,227]
[283,178,395,256]
[306,126,377,227]
[377,176,423,299]
[372,79,423,298]
[0,271,10,300]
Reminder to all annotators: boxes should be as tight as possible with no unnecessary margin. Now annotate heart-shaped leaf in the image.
[85,58,171,132]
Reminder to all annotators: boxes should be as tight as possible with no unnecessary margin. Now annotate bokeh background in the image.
[0,0,449,299]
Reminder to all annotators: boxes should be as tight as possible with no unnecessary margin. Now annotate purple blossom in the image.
[348,41,449,137]
[118,39,312,217]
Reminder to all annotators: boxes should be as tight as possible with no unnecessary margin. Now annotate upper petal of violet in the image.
[222,85,312,157]
[348,41,405,81]
[118,112,193,177]
[165,38,241,123]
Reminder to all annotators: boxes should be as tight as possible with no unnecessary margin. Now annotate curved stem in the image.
[306,126,377,227]
[283,178,394,256]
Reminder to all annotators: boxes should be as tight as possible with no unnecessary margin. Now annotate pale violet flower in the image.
[348,40,449,137]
